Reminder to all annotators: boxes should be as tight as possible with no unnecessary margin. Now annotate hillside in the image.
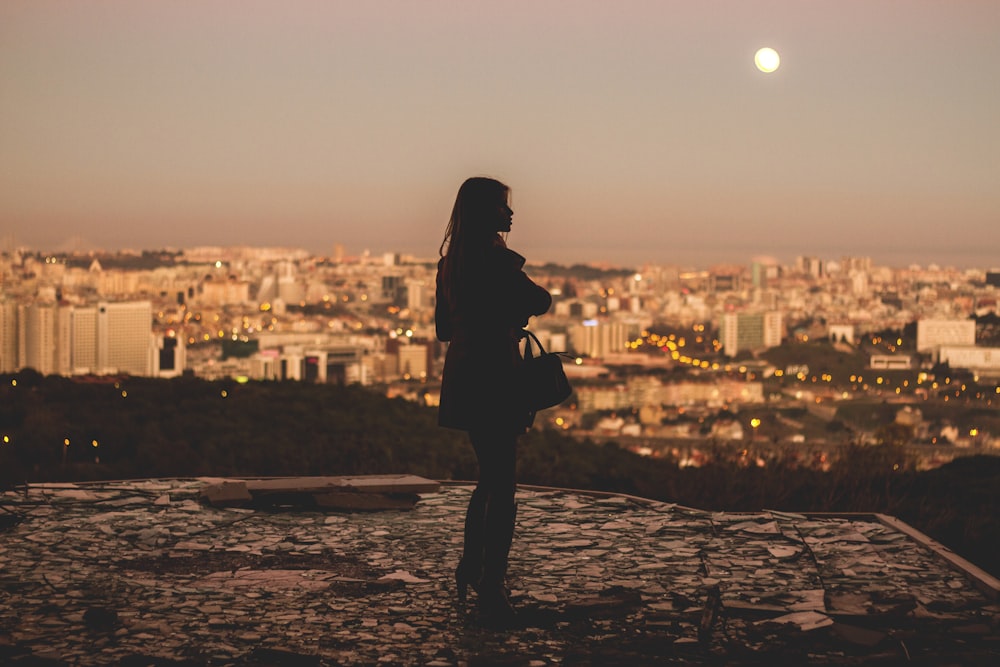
[1,371,997,577]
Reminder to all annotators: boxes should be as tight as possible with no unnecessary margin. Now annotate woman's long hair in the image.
[438,177,510,306]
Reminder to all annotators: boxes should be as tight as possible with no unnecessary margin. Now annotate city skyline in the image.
[2,1,999,269]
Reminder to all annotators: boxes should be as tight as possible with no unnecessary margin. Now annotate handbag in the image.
[519,329,572,411]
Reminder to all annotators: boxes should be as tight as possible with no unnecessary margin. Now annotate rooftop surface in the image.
[1,479,998,666]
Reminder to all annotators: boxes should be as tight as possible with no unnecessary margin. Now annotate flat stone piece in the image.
[199,480,251,506]
[245,475,440,495]
[313,491,419,511]
[200,475,438,510]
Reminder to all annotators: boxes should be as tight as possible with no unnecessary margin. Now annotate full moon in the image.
[754,47,780,73]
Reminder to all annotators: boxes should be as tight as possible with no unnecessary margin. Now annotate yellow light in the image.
[121,391,127,398]
[10,379,16,387]
[2,435,9,444]
[64,438,70,446]
[555,417,564,426]
[575,357,583,365]
[750,418,761,429]
[970,428,979,437]
[221,390,228,398]
[91,440,99,448]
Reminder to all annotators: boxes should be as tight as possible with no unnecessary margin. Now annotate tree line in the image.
[1,370,996,577]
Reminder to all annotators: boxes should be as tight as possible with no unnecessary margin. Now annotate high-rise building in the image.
[796,256,824,278]
[0,299,17,373]
[97,301,154,376]
[55,306,72,374]
[719,311,783,357]
[71,307,98,373]
[570,320,629,359]
[19,303,59,375]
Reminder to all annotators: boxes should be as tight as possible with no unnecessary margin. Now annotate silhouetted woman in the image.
[435,177,552,625]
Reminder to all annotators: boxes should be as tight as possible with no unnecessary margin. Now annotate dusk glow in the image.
[2,1,999,267]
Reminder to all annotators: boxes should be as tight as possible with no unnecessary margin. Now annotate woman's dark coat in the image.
[435,244,552,433]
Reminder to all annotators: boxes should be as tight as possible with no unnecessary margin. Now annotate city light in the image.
[4,243,999,467]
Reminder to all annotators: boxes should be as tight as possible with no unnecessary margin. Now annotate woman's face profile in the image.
[495,201,513,233]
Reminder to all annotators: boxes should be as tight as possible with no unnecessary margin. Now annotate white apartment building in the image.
[397,343,428,379]
[570,320,629,359]
[18,303,59,375]
[937,346,1000,374]
[719,311,783,357]
[71,307,99,373]
[199,278,251,307]
[916,319,975,353]
[0,299,18,372]
[662,380,765,407]
[97,301,155,376]
[3,302,154,376]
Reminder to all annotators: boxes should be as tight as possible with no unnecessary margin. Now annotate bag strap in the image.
[519,329,545,360]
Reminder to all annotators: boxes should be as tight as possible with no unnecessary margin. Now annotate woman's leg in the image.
[458,468,488,588]
[469,429,518,590]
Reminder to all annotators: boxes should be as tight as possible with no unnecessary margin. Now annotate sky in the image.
[2,1,999,269]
